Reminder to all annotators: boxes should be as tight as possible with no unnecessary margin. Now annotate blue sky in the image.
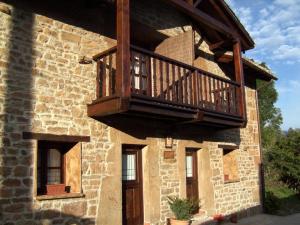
[225,0,300,130]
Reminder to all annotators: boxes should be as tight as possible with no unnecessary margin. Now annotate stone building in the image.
[0,0,276,225]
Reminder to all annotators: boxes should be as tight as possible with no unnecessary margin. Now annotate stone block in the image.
[62,202,87,217]
[61,32,81,44]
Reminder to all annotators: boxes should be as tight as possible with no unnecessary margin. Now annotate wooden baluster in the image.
[212,78,216,110]
[216,79,221,112]
[112,53,116,94]
[196,71,200,107]
[102,56,107,97]
[220,81,226,112]
[146,56,152,97]
[96,61,101,99]
[208,76,212,108]
[153,58,157,97]
[172,64,176,102]
[138,53,143,95]
[131,52,135,92]
[226,83,230,113]
[108,54,113,96]
[188,71,192,104]
[178,66,183,103]
[193,71,197,106]
[198,72,203,107]
[228,84,231,113]
[166,62,170,101]
[159,60,164,99]
[184,69,188,104]
[233,85,238,115]
[203,75,208,108]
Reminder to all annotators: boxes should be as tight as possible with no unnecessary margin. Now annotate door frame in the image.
[122,145,144,225]
[186,148,199,201]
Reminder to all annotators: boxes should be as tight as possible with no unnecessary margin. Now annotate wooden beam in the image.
[233,39,247,126]
[194,0,203,7]
[23,132,90,142]
[163,0,236,37]
[207,0,248,50]
[210,40,227,51]
[186,0,194,5]
[208,0,234,28]
[218,144,239,150]
[116,0,131,97]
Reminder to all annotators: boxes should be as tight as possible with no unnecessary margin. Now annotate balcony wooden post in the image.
[233,39,247,124]
[116,0,131,97]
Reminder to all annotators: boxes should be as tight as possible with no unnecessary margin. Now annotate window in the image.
[122,153,137,181]
[222,147,240,183]
[37,140,82,196]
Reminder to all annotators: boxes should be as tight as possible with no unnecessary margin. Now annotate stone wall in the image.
[132,0,192,37]
[0,3,115,224]
[200,85,262,217]
[0,2,263,225]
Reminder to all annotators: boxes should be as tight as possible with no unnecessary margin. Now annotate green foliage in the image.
[265,184,300,215]
[167,197,200,220]
[257,79,282,150]
[264,191,281,214]
[267,129,300,192]
[256,62,300,214]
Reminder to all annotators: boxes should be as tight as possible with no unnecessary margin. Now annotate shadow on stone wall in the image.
[0,5,95,225]
[1,5,35,223]
[3,0,116,40]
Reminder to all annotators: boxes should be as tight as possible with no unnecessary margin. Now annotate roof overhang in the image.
[217,53,277,81]
[162,0,255,51]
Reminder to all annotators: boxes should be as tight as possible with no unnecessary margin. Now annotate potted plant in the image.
[167,197,200,225]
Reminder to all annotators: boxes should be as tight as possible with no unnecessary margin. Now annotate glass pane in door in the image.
[186,155,193,178]
[122,154,136,181]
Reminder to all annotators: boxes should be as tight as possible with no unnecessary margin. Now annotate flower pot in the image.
[213,214,225,222]
[169,218,190,225]
[46,184,66,195]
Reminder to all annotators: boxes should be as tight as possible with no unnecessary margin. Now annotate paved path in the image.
[223,213,300,225]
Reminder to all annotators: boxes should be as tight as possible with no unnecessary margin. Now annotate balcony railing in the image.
[93,45,241,117]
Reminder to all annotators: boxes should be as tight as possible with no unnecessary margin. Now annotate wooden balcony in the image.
[87,46,245,128]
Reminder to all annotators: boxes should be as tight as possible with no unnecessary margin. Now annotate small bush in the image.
[167,197,200,220]
[264,191,280,214]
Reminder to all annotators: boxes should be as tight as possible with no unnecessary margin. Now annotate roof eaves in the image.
[219,0,255,49]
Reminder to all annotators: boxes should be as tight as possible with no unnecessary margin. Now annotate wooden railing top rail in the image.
[93,46,117,61]
[92,45,240,86]
[131,45,240,87]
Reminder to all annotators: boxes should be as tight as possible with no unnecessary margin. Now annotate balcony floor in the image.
[87,94,245,128]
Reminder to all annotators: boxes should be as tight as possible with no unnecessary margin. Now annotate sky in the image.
[225,0,300,130]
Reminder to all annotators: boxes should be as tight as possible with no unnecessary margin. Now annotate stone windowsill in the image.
[224,179,240,184]
[36,193,85,201]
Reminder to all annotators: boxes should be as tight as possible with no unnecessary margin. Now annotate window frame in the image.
[221,145,240,184]
[37,141,67,195]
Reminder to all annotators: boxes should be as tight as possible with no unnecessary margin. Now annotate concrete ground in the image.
[223,213,300,225]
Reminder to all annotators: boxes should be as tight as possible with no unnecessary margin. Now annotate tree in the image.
[268,129,300,192]
[256,63,283,183]
[257,66,283,151]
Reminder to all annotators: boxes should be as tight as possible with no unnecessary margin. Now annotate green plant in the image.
[264,191,280,214]
[167,196,200,220]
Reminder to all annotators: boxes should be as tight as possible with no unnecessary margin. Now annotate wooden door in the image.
[186,149,199,201]
[122,146,144,225]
